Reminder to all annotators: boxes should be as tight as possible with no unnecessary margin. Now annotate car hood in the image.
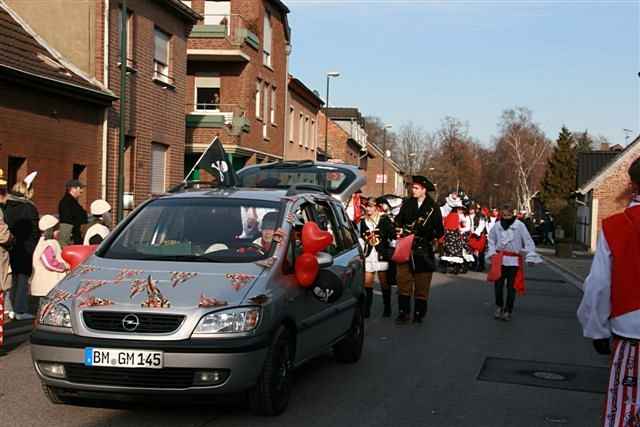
[49,256,266,310]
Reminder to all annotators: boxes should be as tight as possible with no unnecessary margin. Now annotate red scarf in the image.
[487,251,525,295]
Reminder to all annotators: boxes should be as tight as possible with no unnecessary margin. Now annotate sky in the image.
[286,0,640,147]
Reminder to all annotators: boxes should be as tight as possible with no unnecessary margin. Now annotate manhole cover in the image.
[532,371,567,381]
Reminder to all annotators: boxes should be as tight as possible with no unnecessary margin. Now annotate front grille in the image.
[83,312,185,334]
[64,364,195,389]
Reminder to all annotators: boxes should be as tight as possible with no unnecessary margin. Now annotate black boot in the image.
[413,299,428,324]
[382,289,391,318]
[364,288,373,318]
[395,295,411,324]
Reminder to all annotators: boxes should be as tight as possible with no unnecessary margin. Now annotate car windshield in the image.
[101,198,282,263]
[238,165,354,194]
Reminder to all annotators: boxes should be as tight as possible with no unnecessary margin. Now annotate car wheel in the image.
[41,383,70,405]
[249,326,293,416]
[333,303,365,363]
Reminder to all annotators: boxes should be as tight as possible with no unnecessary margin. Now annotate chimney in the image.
[600,143,610,151]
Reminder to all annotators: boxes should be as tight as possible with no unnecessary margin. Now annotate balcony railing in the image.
[190,14,259,49]
[186,103,250,135]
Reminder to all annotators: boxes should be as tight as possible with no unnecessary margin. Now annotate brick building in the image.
[360,143,405,198]
[317,111,362,166]
[284,75,323,161]
[576,136,640,252]
[6,0,199,213]
[0,2,115,214]
[183,0,290,172]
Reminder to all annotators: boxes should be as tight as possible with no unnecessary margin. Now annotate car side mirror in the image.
[316,251,333,269]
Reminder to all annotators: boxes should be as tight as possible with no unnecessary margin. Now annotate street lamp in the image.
[323,72,340,160]
[381,124,392,195]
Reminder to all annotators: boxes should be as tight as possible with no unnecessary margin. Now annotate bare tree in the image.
[495,107,551,213]
[394,122,433,176]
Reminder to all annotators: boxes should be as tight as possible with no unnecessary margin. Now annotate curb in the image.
[541,255,585,291]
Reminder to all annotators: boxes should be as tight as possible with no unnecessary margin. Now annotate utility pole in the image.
[116,0,128,222]
[323,72,340,160]
[381,124,392,195]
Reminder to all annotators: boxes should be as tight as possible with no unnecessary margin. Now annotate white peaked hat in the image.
[90,199,112,216]
[39,215,59,232]
[24,171,38,189]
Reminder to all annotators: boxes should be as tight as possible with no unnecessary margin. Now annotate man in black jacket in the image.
[395,176,444,324]
[58,180,88,246]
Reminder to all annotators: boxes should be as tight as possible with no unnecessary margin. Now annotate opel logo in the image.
[122,314,140,332]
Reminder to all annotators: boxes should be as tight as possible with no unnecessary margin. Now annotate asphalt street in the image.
[0,263,608,427]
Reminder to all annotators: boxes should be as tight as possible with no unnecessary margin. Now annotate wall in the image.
[105,0,192,212]
[5,0,98,77]
[284,88,319,161]
[589,141,640,250]
[0,81,103,214]
[317,111,359,165]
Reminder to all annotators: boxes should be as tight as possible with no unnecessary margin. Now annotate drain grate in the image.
[477,357,608,394]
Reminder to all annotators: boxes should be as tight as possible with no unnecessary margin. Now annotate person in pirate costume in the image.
[360,197,395,318]
[468,207,489,272]
[440,193,465,274]
[486,205,541,321]
[578,156,640,427]
[458,198,475,273]
[394,176,444,324]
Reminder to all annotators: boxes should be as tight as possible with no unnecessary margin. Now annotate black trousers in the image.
[494,266,518,313]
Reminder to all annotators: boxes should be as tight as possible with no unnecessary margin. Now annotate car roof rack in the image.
[168,180,222,193]
[260,160,316,169]
[285,184,330,197]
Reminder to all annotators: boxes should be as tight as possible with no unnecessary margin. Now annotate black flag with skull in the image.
[185,137,238,187]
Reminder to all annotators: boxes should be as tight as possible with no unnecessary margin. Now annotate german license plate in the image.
[84,347,163,369]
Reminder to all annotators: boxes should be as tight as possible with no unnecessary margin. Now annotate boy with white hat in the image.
[84,200,111,245]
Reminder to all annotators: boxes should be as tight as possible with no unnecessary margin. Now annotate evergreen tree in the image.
[575,130,593,153]
[540,126,577,214]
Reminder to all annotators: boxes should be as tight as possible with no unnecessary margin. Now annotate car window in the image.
[312,201,344,256]
[332,201,358,249]
[238,166,354,194]
[102,198,282,263]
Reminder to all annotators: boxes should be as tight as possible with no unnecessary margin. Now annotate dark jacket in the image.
[4,196,39,274]
[395,196,444,272]
[360,214,395,261]
[59,193,88,245]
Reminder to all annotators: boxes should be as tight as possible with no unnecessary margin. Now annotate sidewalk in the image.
[537,246,593,285]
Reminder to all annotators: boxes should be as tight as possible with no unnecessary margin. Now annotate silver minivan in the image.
[31,164,365,415]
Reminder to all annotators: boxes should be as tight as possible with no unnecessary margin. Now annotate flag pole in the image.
[184,137,217,182]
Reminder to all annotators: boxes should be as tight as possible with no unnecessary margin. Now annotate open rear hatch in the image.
[237,161,366,204]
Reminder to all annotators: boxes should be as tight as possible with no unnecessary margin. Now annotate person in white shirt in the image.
[487,205,542,321]
[577,157,640,427]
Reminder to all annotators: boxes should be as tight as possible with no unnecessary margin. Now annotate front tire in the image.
[249,326,293,416]
[333,304,365,363]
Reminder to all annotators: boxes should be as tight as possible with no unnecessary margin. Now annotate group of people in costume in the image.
[352,175,542,325]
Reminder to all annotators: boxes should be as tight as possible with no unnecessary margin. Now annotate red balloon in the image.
[301,221,333,254]
[295,252,319,288]
[62,245,98,271]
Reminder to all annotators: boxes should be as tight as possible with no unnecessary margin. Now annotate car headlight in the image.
[38,299,72,328]
[193,307,261,336]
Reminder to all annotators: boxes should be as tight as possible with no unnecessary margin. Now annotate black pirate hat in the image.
[412,175,435,192]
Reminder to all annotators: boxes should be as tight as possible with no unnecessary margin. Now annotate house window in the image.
[255,80,262,120]
[195,75,221,111]
[263,9,272,67]
[304,116,310,148]
[262,84,269,139]
[311,120,316,150]
[117,7,134,67]
[151,143,167,194]
[204,0,230,26]
[270,87,276,124]
[289,107,295,142]
[153,27,172,84]
[298,113,304,146]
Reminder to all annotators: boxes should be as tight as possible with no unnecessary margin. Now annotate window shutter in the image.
[151,144,167,193]
[154,29,169,63]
